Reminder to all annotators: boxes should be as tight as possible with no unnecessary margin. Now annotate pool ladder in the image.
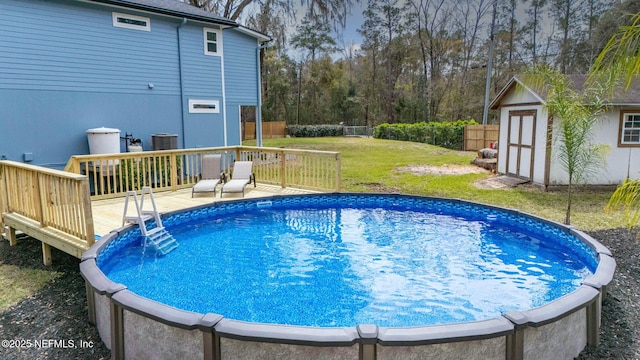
[122,186,178,255]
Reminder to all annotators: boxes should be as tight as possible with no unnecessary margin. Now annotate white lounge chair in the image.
[192,154,224,197]
[220,161,256,197]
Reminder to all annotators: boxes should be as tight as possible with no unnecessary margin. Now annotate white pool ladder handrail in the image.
[122,187,178,255]
[122,186,163,235]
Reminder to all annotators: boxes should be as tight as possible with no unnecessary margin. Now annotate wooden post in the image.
[335,153,342,191]
[0,162,6,231]
[42,242,52,266]
[280,150,286,188]
[34,171,44,226]
[8,227,17,246]
[170,153,177,192]
[81,178,95,247]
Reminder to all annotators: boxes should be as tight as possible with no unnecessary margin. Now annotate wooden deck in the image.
[2,146,338,265]
[92,184,316,237]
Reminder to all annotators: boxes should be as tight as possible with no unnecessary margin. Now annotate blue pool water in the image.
[98,194,598,328]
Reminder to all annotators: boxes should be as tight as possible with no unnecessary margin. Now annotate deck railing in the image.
[235,146,341,191]
[0,160,95,246]
[64,146,341,200]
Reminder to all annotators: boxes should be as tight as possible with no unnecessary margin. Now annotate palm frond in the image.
[590,12,640,90]
[606,178,640,232]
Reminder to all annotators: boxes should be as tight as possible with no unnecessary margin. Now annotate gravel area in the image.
[0,236,110,360]
[0,228,637,359]
[577,228,640,359]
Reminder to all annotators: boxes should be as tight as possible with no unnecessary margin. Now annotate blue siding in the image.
[0,0,187,167]
[224,29,260,144]
[0,89,182,168]
[0,0,262,167]
[179,25,222,96]
[224,30,260,104]
[178,24,224,148]
[0,0,181,95]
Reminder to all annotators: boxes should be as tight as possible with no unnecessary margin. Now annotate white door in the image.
[506,110,536,180]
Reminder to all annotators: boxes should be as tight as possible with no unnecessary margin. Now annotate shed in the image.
[489,75,640,187]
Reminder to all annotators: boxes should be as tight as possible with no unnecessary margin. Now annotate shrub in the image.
[287,125,344,138]
[373,120,477,150]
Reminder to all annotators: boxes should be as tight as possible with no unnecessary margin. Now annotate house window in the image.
[112,12,150,31]
[204,28,222,56]
[189,99,220,113]
[620,111,640,146]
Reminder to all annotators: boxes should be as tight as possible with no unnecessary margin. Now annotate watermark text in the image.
[1,339,94,349]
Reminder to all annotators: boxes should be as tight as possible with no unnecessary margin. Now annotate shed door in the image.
[506,110,536,180]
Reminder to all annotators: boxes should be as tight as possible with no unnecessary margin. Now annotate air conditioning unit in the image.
[151,133,178,150]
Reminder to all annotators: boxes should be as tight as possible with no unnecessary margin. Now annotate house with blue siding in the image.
[0,0,270,169]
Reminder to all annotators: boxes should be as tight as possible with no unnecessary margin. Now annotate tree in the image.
[358,0,385,126]
[291,13,337,123]
[185,0,353,26]
[551,0,581,74]
[291,13,336,62]
[607,179,640,234]
[405,0,457,121]
[357,0,405,124]
[591,11,640,89]
[522,0,548,65]
[595,10,640,233]
[526,66,608,225]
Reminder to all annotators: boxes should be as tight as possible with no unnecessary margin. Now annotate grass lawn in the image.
[248,136,627,232]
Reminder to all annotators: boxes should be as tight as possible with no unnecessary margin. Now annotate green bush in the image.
[373,120,477,150]
[287,125,344,137]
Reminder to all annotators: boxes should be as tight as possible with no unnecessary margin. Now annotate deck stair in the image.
[122,187,178,255]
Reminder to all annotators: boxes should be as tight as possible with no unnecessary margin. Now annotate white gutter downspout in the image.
[255,41,271,147]
[177,18,187,148]
[220,32,228,146]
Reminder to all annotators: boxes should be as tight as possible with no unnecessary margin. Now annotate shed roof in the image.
[489,74,640,110]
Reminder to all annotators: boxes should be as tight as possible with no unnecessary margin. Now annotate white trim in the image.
[621,112,640,145]
[221,53,227,145]
[234,25,272,42]
[188,99,220,113]
[112,12,150,31]
[203,28,223,56]
[237,105,242,145]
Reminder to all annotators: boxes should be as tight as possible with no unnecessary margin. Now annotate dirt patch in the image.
[396,164,490,176]
[358,182,401,193]
[474,175,534,190]
[474,177,511,189]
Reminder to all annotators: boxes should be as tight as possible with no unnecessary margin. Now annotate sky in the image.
[332,3,366,52]
[279,0,368,60]
[286,0,556,62]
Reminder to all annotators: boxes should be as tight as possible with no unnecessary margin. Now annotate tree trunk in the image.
[565,179,572,225]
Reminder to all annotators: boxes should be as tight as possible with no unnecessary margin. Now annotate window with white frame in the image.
[204,28,222,56]
[112,12,150,31]
[620,111,640,146]
[189,99,220,113]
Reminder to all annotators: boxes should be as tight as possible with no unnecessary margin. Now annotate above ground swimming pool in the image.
[81,193,615,360]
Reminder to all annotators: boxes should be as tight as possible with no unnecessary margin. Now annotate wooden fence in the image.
[0,160,95,264]
[464,125,499,151]
[243,121,286,140]
[64,146,341,200]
